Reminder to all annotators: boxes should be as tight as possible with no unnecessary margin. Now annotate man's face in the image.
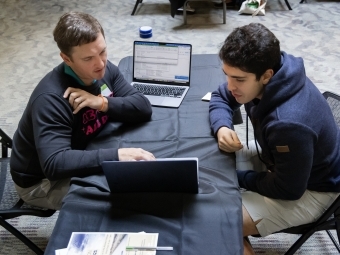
[61,33,107,86]
[222,63,270,104]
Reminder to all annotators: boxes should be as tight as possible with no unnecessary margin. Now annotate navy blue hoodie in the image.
[209,52,340,200]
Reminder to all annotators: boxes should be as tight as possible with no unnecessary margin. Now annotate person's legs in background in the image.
[214,0,242,9]
[177,2,195,13]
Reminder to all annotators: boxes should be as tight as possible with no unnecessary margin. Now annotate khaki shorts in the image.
[242,189,339,237]
[236,140,339,236]
[14,178,71,210]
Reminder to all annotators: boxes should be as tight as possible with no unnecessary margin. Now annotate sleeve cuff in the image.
[237,170,253,189]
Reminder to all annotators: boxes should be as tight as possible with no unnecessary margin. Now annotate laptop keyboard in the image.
[133,83,186,98]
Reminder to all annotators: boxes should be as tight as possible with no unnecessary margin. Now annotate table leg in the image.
[284,0,292,10]
[131,0,143,15]
[184,1,188,25]
[223,0,226,24]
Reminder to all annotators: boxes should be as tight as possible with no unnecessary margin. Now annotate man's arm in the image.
[31,93,153,181]
[209,83,242,135]
[209,83,243,152]
[63,62,153,122]
[105,62,152,123]
[31,93,118,181]
[237,122,315,200]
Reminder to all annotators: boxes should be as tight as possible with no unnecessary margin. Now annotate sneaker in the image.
[177,3,195,13]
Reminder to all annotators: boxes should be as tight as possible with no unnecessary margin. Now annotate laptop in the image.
[102,157,199,193]
[131,41,192,108]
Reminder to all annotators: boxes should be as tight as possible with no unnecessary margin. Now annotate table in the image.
[44,54,243,255]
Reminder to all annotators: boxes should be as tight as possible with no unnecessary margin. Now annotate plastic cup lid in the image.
[139,26,152,34]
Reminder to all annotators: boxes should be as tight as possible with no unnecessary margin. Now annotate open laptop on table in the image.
[131,41,192,108]
[102,158,199,193]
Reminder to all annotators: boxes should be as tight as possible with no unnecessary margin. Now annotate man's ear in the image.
[60,52,72,65]
[262,69,274,85]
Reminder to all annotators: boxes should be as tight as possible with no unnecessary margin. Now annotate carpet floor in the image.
[1,0,340,254]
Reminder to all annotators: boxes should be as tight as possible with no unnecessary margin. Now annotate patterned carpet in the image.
[1,0,340,254]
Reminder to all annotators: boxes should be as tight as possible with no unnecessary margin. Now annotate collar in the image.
[64,63,97,86]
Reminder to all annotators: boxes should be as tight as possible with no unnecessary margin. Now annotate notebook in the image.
[131,41,192,108]
[102,157,199,193]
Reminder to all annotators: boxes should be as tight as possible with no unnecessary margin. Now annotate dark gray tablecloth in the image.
[44,54,243,255]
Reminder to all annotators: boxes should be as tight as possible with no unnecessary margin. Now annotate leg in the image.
[241,189,339,254]
[183,1,188,25]
[222,0,226,24]
[131,0,142,15]
[243,205,260,255]
[284,0,292,10]
[243,205,260,236]
[15,178,71,210]
[243,238,255,255]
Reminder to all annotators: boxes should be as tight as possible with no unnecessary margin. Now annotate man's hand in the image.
[63,87,107,114]
[118,148,156,161]
[217,127,243,153]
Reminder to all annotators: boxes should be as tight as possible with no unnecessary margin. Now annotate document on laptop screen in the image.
[133,42,191,84]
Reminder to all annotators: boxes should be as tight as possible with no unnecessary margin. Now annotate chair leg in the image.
[131,0,142,15]
[326,230,340,253]
[284,0,292,10]
[222,1,226,24]
[331,217,340,252]
[0,217,44,255]
[284,232,314,255]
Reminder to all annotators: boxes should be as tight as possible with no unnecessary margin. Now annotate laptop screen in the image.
[133,41,192,85]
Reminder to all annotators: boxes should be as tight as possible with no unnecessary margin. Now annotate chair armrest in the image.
[0,128,12,149]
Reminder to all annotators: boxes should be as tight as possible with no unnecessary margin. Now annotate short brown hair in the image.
[53,11,105,57]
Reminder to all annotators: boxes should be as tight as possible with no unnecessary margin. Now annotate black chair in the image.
[284,0,292,10]
[131,0,143,15]
[131,0,186,16]
[0,128,56,255]
[251,91,340,255]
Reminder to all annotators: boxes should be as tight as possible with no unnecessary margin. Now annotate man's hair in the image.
[53,11,105,57]
[219,23,281,80]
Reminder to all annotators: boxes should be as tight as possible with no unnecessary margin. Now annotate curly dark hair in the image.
[53,11,105,57]
[219,23,281,80]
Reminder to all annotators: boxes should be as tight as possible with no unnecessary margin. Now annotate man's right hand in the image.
[118,148,155,161]
[217,127,243,153]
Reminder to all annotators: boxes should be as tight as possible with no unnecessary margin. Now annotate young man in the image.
[10,11,155,210]
[209,23,340,255]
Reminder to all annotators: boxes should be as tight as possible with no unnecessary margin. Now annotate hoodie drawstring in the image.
[251,117,269,166]
[246,112,249,149]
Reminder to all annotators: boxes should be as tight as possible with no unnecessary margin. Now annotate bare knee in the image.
[242,205,260,237]
[243,238,255,255]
